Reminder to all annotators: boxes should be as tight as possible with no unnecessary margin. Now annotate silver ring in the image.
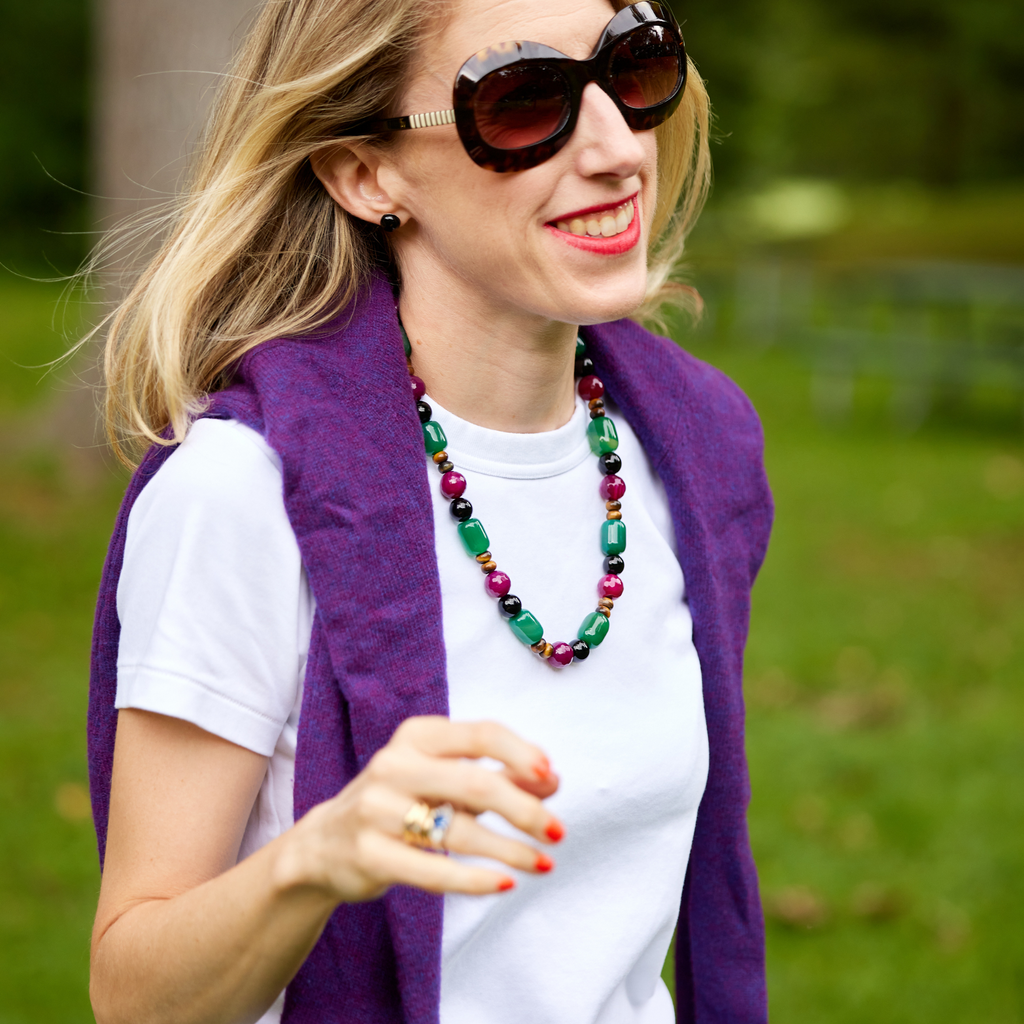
[402,801,454,851]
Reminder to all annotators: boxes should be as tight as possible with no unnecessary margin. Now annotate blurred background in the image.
[0,0,1022,1020]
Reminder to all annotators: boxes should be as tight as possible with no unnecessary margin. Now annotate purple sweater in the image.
[89,271,773,1023]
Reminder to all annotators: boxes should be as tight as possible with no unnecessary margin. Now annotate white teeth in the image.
[556,200,635,238]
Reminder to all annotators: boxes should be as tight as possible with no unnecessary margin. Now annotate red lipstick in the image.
[545,196,640,256]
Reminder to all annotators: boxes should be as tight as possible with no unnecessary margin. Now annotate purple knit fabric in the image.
[89,271,772,1024]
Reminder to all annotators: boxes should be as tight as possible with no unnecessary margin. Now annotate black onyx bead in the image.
[498,594,522,618]
[571,638,590,660]
[417,400,432,424]
[599,452,622,475]
[604,554,625,574]
[449,497,473,521]
[574,355,594,378]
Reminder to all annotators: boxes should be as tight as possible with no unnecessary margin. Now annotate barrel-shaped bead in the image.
[599,574,624,599]
[587,416,619,455]
[601,519,627,555]
[509,610,544,646]
[600,474,626,500]
[578,610,610,647]
[440,471,466,499]
[423,420,447,454]
[457,518,490,555]
[575,336,586,357]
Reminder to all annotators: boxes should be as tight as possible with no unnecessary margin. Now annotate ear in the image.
[310,144,406,226]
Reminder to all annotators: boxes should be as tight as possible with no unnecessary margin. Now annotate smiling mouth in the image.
[551,197,636,239]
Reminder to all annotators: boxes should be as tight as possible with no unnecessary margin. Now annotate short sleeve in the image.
[116,418,313,757]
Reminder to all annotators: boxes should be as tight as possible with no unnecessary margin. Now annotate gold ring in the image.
[402,801,454,851]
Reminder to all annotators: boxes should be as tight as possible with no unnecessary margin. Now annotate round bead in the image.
[485,571,511,597]
[600,474,626,500]
[597,606,611,618]
[475,551,492,563]
[449,497,473,521]
[440,471,466,499]
[437,461,454,474]
[571,639,590,661]
[589,398,605,412]
[578,375,605,402]
[542,643,554,659]
[550,642,575,667]
[599,452,622,475]
[606,500,621,512]
[417,400,432,423]
[604,554,625,574]
[499,594,522,618]
[599,574,624,598]
[432,450,448,464]
[480,560,497,573]
[530,639,548,654]
[606,510,622,520]
[589,408,606,420]
[410,375,426,400]
[574,355,594,378]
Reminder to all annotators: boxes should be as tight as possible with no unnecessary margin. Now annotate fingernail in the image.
[535,854,555,873]
[533,756,552,780]
[545,819,565,843]
[497,877,516,892]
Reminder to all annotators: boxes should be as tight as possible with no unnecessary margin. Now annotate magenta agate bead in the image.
[578,375,605,402]
[598,574,624,599]
[485,570,511,598]
[549,642,574,667]
[600,474,626,500]
[440,471,466,499]
[410,375,426,400]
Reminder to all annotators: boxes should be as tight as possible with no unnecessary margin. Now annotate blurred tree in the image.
[676,0,1024,187]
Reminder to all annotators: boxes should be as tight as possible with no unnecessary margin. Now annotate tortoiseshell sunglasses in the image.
[339,2,687,172]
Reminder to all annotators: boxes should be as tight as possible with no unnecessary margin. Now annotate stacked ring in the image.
[402,801,455,851]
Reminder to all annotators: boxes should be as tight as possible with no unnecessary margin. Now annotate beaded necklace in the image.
[405,332,625,667]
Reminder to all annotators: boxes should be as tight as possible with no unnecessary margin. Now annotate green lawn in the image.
[1,281,1021,1022]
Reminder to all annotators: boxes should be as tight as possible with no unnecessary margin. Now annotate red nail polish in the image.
[497,877,516,892]
[533,756,552,780]
[535,854,554,873]
[545,820,565,843]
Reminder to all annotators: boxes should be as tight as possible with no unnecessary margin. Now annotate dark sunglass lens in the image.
[473,65,571,149]
[609,25,682,109]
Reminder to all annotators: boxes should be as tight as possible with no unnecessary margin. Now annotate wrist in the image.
[267,807,338,911]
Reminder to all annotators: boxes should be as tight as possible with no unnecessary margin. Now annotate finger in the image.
[502,767,560,799]
[386,750,563,844]
[393,718,555,787]
[355,831,516,896]
[446,812,555,874]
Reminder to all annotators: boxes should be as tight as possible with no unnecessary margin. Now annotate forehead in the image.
[430,0,619,73]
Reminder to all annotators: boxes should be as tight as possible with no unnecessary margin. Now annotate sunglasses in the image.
[341,2,687,172]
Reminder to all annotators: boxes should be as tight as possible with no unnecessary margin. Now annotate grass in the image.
[1,280,1022,1022]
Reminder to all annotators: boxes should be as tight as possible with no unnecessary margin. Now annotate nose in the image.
[570,81,647,180]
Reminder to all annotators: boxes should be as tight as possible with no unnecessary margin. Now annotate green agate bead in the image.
[423,420,447,454]
[587,416,619,455]
[601,519,626,555]
[509,610,544,645]
[575,336,586,357]
[457,518,490,555]
[578,611,609,646]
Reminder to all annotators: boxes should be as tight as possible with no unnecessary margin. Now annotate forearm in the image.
[91,827,336,1024]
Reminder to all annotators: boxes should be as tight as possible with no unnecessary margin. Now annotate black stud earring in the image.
[380,214,401,232]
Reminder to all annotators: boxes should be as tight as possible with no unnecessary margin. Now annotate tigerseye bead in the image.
[597,606,611,618]
[432,450,448,464]
[438,461,454,474]
[531,640,547,654]
[606,500,621,511]
[475,551,492,563]
[598,597,614,610]
[607,510,622,520]
[481,560,497,573]
[542,643,554,659]
[589,398,605,411]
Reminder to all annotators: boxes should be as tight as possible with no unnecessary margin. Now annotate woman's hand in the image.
[275,715,563,902]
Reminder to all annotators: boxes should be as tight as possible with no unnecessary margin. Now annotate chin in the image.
[562,274,650,326]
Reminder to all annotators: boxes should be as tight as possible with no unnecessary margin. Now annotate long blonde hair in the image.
[97,0,711,466]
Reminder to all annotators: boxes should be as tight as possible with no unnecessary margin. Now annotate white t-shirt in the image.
[116,394,709,1024]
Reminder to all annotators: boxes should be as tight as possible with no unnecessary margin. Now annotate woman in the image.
[87,0,772,1021]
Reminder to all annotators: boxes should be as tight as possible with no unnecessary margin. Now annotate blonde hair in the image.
[97,0,710,466]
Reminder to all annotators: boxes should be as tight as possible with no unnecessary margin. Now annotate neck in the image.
[398,270,578,434]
